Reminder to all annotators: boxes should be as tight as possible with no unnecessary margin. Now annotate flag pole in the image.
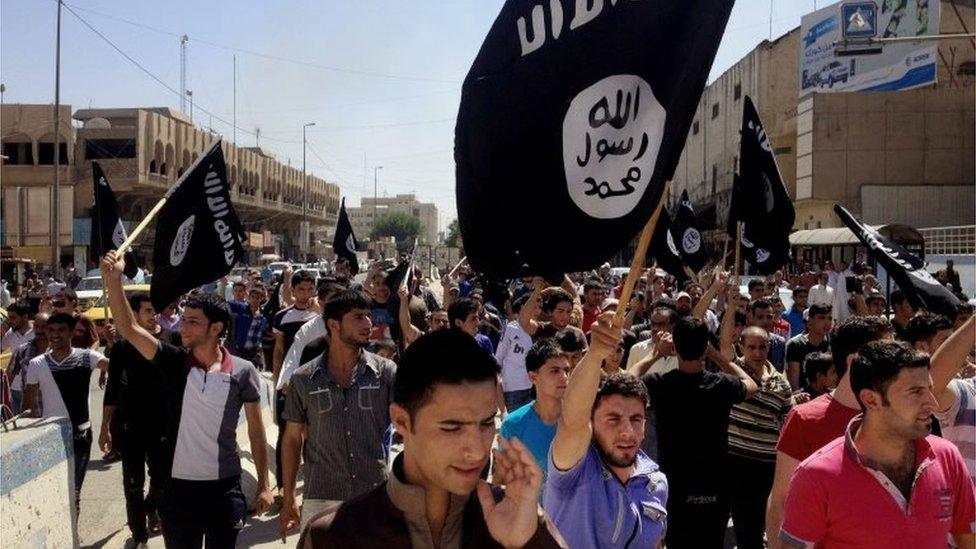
[614,181,671,328]
[115,197,168,256]
[448,256,467,278]
[733,221,743,277]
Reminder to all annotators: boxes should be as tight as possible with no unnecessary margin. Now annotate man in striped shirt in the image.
[722,322,795,549]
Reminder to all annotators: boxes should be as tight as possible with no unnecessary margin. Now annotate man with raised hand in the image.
[544,312,669,548]
[101,250,272,548]
[300,329,565,548]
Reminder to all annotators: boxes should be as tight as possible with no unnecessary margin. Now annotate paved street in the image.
[77,370,297,549]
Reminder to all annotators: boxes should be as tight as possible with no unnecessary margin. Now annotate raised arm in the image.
[551,312,621,471]
[518,277,545,336]
[694,272,727,320]
[705,343,759,398]
[101,251,159,361]
[397,287,422,348]
[719,285,738,361]
[932,315,976,404]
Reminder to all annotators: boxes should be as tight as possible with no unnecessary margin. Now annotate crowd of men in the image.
[1,252,974,548]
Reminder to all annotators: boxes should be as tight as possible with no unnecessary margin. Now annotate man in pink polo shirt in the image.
[780,341,975,549]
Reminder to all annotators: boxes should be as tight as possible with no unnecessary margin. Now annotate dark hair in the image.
[890,289,910,307]
[672,317,709,361]
[541,288,574,313]
[748,279,766,291]
[393,329,500,419]
[556,328,587,353]
[183,293,231,334]
[582,279,604,293]
[127,292,153,313]
[904,313,953,345]
[525,339,565,373]
[72,315,98,348]
[291,270,316,287]
[318,281,346,302]
[594,372,649,410]
[829,315,892,378]
[792,286,809,296]
[749,298,772,314]
[650,297,678,316]
[232,281,246,289]
[802,352,834,385]
[512,293,531,315]
[448,297,479,327]
[649,306,676,325]
[850,340,929,411]
[807,303,832,317]
[7,302,30,317]
[323,290,371,323]
[47,312,78,329]
[733,310,748,326]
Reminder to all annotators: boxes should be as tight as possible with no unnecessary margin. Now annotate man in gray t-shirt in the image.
[279,290,397,539]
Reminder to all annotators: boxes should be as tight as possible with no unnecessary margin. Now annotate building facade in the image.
[348,193,439,245]
[670,0,974,244]
[1,104,340,270]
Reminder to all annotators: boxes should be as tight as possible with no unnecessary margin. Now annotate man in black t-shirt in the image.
[785,303,832,391]
[101,292,181,545]
[642,317,758,549]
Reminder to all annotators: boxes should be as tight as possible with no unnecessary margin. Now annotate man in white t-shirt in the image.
[495,314,534,411]
[625,306,678,376]
[1,302,34,352]
[807,271,834,310]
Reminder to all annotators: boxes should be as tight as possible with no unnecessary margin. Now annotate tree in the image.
[371,211,423,253]
[445,219,463,249]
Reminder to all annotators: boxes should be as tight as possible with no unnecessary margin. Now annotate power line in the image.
[62,1,461,85]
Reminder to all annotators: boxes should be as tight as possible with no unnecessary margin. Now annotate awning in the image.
[789,224,925,247]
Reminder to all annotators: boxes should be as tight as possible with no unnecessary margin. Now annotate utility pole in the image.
[51,0,63,277]
[373,166,383,234]
[180,35,188,113]
[186,89,193,123]
[302,122,316,259]
[255,126,260,147]
[233,55,236,145]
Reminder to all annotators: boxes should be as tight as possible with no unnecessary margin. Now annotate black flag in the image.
[834,205,960,318]
[333,198,359,276]
[456,0,735,278]
[150,141,246,310]
[670,190,709,272]
[729,96,795,275]
[90,162,139,279]
[648,209,689,284]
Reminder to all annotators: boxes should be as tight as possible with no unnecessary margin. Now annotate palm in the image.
[479,437,542,548]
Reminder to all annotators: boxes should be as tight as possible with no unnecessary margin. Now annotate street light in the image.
[373,165,383,233]
[302,121,316,259]
[185,89,193,123]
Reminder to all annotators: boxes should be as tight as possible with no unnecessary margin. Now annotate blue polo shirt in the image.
[783,306,805,338]
[544,444,668,548]
[500,401,557,485]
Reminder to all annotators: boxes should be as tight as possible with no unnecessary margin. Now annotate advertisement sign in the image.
[799,0,940,96]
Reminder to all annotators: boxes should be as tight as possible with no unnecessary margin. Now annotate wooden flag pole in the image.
[448,256,467,278]
[733,221,743,277]
[614,181,671,328]
[115,196,168,256]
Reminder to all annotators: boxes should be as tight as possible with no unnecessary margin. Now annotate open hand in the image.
[479,437,542,548]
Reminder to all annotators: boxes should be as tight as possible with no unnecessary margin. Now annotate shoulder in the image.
[791,394,831,419]
[795,436,846,476]
[786,333,807,346]
[302,484,392,543]
[504,403,534,424]
[365,351,397,379]
[926,435,966,462]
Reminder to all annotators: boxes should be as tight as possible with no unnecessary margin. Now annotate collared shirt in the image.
[227,301,268,352]
[544,445,668,548]
[29,348,106,431]
[780,415,976,549]
[776,393,860,462]
[727,359,793,462]
[282,350,396,501]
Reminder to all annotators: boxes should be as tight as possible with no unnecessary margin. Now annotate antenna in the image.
[180,35,188,113]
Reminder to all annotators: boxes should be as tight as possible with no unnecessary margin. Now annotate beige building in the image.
[349,193,440,245]
[671,0,975,242]
[2,104,340,269]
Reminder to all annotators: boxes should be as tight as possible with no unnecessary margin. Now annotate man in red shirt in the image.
[580,279,605,334]
[765,315,893,548]
[780,340,975,548]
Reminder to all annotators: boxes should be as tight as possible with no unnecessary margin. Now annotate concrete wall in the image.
[0,417,77,549]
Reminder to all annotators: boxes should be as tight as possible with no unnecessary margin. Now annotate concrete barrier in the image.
[0,417,78,549]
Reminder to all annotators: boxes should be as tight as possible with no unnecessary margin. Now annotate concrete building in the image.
[671,0,975,244]
[348,193,439,245]
[1,104,340,269]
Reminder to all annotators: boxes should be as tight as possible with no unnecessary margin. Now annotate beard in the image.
[595,440,638,469]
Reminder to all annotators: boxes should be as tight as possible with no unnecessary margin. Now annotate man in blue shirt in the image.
[543,312,668,548]
[782,286,808,338]
[499,339,571,498]
[226,285,269,370]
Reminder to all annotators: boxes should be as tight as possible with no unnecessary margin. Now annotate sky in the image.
[1,0,823,231]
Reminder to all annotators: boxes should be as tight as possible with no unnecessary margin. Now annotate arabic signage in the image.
[799,0,940,96]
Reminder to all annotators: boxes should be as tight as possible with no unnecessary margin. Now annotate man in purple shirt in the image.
[544,312,668,548]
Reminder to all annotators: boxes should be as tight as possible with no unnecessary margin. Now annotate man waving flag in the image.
[456,0,736,279]
[729,96,795,274]
[150,140,246,310]
[91,162,139,279]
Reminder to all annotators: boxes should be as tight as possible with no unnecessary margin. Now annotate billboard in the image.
[799,0,940,96]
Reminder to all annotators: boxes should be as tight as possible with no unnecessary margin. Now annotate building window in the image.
[85,139,136,160]
[37,142,69,165]
[958,61,975,76]
[711,103,719,119]
[2,142,33,165]
[692,120,699,135]
[734,83,741,100]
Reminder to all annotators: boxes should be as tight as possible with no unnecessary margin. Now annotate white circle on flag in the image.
[755,248,771,263]
[666,230,680,257]
[682,228,701,255]
[170,215,195,267]
[112,220,127,248]
[345,234,356,255]
[562,74,666,219]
